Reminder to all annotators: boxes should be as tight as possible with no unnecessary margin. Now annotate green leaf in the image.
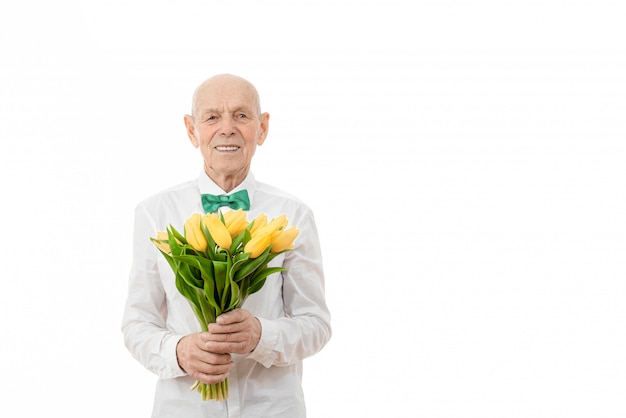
[202,271,221,316]
[174,254,214,277]
[174,272,207,329]
[248,267,286,295]
[225,275,240,311]
[212,260,229,310]
[229,252,251,281]
[233,246,272,282]
[177,262,204,289]
[229,229,248,253]
[247,277,267,295]
[167,225,187,250]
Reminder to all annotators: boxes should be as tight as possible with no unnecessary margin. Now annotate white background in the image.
[1,1,624,417]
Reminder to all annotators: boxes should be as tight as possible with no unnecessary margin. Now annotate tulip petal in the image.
[204,213,232,249]
[271,227,300,253]
[185,213,208,252]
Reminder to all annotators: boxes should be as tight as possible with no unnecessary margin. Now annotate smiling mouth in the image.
[215,146,240,151]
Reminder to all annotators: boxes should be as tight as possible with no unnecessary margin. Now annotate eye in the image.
[236,113,248,119]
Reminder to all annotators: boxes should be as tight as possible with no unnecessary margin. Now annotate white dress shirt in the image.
[121,172,332,418]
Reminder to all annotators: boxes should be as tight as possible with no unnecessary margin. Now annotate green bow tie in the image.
[201,189,250,213]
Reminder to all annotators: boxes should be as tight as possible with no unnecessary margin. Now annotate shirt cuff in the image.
[247,317,278,368]
[160,333,188,379]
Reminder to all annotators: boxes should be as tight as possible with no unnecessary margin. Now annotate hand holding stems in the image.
[176,309,261,385]
[207,308,262,355]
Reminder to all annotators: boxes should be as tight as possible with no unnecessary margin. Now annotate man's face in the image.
[185,78,269,185]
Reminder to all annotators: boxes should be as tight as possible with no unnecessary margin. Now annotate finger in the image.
[206,330,247,344]
[208,321,245,334]
[216,308,249,325]
[190,368,231,385]
[205,340,249,355]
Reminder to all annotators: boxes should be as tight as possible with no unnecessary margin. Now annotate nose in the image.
[219,117,236,137]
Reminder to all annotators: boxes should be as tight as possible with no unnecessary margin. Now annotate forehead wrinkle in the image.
[199,104,256,120]
[191,75,262,119]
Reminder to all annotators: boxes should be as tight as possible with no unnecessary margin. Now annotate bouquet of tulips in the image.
[151,209,299,401]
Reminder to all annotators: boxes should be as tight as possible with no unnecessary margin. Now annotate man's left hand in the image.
[204,309,262,354]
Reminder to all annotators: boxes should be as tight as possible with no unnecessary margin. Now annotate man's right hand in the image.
[176,333,234,384]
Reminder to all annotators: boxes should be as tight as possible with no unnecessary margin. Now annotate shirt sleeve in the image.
[121,203,187,379]
[247,207,332,367]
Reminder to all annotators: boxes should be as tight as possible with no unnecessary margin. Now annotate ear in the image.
[184,114,199,148]
[257,112,270,146]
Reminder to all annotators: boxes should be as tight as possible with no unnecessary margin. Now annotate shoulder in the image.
[139,179,197,206]
[134,179,200,225]
[256,180,301,202]
[253,180,317,223]
[255,180,310,208]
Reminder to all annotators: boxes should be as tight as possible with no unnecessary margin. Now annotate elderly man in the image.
[122,74,332,417]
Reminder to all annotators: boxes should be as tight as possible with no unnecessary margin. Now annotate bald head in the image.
[190,74,262,120]
[183,73,270,192]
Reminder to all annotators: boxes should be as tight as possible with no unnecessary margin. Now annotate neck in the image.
[205,167,248,193]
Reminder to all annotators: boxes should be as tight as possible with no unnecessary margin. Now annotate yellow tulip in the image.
[266,214,288,233]
[244,230,273,258]
[223,209,249,237]
[270,227,299,253]
[248,213,268,235]
[203,213,232,249]
[244,215,288,258]
[153,231,171,254]
[184,213,208,252]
